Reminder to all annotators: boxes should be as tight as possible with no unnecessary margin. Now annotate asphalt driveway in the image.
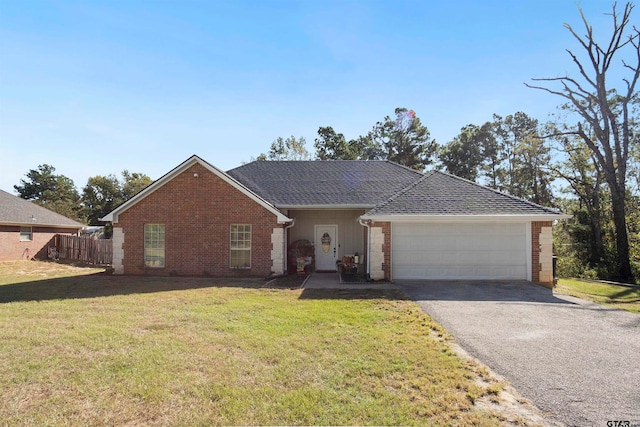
[396,280,640,427]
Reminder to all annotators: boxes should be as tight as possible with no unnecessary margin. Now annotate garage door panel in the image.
[392,222,528,280]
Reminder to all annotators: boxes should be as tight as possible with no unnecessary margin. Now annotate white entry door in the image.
[315,225,338,271]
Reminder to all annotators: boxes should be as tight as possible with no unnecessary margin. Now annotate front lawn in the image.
[1,261,515,426]
[556,278,640,314]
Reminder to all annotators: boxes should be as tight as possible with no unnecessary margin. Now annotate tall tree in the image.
[259,136,311,161]
[554,134,607,268]
[81,170,151,226]
[526,2,639,281]
[475,122,501,188]
[81,175,123,226]
[629,126,640,195]
[121,170,152,200]
[439,114,553,204]
[439,124,485,181]
[14,164,82,221]
[315,126,358,160]
[367,108,437,170]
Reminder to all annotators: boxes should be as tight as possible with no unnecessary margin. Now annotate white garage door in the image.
[392,222,529,280]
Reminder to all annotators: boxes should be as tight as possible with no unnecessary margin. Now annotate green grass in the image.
[0,261,509,426]
[556,278,640,314]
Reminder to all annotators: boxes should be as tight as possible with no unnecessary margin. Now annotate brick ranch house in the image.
[0,189,85,261]
[102,155,569,287]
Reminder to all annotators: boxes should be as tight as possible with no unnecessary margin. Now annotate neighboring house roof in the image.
[227,160,423,208]
[0,189,85,229]
[101,155,291,224]
[362,171,569,221]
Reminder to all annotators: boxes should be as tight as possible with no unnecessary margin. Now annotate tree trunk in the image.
[610,186,633,281]
[588,186,604,268]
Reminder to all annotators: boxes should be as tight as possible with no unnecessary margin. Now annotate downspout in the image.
[358,218,371,278]
[283,219,296,274]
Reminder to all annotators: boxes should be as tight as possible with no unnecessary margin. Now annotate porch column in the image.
[539,225,553,286]
[370,226,385,280]
[532,221,554,288]
[112,227,124,275]
[271,227,285,275]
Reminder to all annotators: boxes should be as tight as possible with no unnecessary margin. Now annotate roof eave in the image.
[0,221,85,229]
[101,155,292,224]
[279,204,375,210]
[359,213,572,222]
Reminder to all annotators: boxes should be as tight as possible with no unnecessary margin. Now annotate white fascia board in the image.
[359,214,572,223]
[101,155,292,224]
[280,204,375,210]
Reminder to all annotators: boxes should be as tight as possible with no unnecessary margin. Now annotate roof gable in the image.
[362,171,568,219]
[101,155,291,223]
[227,160,423,208]
[0,189,85,228]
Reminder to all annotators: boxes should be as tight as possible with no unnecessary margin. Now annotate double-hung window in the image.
[144,224,165,267]
[230,224,251,269]
[20,226,33,241]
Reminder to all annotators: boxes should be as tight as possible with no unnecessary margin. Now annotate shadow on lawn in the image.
[609,287,640,302]
[0,274,265,303]
[395,280,578,305]
[299,288,409,300]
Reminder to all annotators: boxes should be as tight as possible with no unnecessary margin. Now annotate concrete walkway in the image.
[302,272,396,289]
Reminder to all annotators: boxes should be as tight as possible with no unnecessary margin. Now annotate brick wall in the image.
[0,225,78,261]
[532,221,554,288]
[114,163,283,276]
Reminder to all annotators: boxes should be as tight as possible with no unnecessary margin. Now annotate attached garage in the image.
[360,171,569,286]
[391,222,530,280]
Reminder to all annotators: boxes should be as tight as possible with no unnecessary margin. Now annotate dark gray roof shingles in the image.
[227,160,423,207]
[0,189,85,227]
[364,171,562,216]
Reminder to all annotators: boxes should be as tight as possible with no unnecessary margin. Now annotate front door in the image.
[315,225,338,271]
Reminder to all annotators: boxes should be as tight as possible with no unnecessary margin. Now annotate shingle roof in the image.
[102,155,291,223]
[227,160,423,207]
[363,171,562,217]
[0,189,85,228]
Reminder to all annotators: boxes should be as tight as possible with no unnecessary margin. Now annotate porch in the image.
[286,209,367,273]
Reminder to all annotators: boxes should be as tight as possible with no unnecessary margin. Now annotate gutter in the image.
[358,218,371,279]
[283,219,296,274]
[360,214,572,222]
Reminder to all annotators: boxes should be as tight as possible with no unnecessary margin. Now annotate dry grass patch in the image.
[1,262,532,426]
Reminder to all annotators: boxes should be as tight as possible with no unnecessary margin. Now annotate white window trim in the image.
[144,224,165,268]
[20,226,33,241]
[230,224,251,269]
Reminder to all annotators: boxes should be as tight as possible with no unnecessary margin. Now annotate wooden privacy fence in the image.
[53,234,113,265]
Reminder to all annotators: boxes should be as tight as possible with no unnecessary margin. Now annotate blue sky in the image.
[0,1,614,194]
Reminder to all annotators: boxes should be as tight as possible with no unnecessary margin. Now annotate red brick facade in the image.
[0,225,78,261]
[113,163,283,276]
